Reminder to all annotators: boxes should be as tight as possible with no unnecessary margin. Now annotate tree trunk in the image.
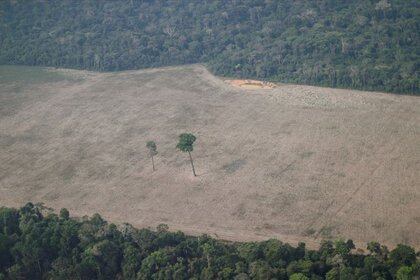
[151,155,155,171]
[188,151,196,176]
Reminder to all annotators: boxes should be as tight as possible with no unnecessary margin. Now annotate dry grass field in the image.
[1,64,419,249]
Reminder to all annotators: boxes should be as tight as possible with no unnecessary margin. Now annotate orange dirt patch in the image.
[226,79,276,89]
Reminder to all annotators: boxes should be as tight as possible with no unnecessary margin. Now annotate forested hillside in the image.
[0,204,419,279]
[0,0,418,94]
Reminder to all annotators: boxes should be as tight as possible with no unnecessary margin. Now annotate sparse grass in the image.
[61,165,76,182]
[319,226,335,239]
[0,65,81,84]
[372,221,386,230]
[303,228,316,237]
[299,151,314,159]
[269,192,297,214]
[222,159,247,174]
[232,203,247,219]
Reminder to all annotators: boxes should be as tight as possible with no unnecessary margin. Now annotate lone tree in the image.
[176,133,197,176]
[146,141,158,171]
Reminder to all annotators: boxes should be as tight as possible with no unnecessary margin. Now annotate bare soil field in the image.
[226,79,277,89]
[1,64,419,249]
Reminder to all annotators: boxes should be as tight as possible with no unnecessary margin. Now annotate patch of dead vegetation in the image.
[226,79,276,89]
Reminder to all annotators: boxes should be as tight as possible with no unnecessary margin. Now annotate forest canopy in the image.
[0,204,419,279]
[0,0,419,94]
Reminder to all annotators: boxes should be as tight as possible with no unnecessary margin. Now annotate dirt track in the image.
[1,64,419,249]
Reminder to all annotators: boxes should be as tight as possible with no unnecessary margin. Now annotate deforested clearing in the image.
[0,64,419,249]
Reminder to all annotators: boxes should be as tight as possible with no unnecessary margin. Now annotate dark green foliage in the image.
[59,208,69,220]
[0,0,418,94]
[176,133,196,153]
[146,141,158,157]
[396,266,413,280]
[390,244,417,267]
[0,205,418,279]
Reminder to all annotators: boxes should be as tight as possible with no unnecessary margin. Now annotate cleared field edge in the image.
[3,63,419,98]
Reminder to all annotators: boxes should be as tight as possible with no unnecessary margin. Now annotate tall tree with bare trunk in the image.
[146,141,158,171]
[176,133,197,176]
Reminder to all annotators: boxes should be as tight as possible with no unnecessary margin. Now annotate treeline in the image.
[0,0,418,94]
[0,204,419,279]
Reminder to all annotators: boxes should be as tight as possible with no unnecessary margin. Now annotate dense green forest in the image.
[0,204,419,279]
[0,0,418,94]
